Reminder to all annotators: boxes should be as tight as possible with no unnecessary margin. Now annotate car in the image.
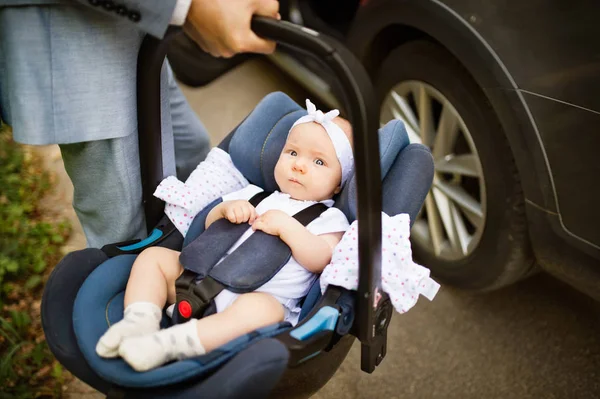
[168,0,600,300]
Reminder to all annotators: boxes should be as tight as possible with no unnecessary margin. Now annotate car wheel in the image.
[376,40,535,291]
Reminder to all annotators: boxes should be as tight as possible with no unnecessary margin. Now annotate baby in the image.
[95,100,354,371]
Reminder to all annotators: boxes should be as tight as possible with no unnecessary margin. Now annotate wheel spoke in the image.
[411,219,431,248]
[450,202,471,255]
[432,187,461,253]
[432,102,459,159]
[424,192,444,256]
[416,85,435,147]
[435,154,479,177]
[388,91,421,144]
[434,180,483,229]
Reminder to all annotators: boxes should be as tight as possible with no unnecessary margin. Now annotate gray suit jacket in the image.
[0,0,177,144]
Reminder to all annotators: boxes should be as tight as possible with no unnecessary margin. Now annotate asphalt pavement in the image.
[181,58,600,399]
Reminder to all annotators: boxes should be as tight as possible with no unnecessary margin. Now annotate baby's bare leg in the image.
[195,292,285,351]
[119,293,285,371]
[96,247,182,358]
[124,246,183,307]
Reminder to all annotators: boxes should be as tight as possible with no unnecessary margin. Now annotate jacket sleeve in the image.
[72,0,178,38]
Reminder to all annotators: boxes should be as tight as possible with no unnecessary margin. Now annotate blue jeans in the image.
[59,64,210,248]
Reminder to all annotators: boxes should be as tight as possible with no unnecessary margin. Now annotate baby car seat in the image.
[41,19,434,399]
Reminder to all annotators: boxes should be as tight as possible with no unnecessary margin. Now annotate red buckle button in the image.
[178,300,192,318]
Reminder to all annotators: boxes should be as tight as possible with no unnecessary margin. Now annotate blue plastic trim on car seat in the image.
[290,306,339,341]
[72,254,294,388]
[117,229,163,251]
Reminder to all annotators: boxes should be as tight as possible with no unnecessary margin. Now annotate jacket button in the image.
[88,0,101,5]
[115,5,127,16]
[102,1,115,11]
[128,10,141,22]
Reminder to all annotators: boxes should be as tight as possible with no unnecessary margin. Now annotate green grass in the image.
[0,123,71,398]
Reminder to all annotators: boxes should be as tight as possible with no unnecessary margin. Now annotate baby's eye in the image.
[314,159,324,166]
[289,150,298,156]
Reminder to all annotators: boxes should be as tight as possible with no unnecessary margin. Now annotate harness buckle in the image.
[174,270,225,322]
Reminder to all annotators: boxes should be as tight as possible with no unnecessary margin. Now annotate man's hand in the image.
[220,200,258,224]
[184,0,280,58]
[251,209,292,236]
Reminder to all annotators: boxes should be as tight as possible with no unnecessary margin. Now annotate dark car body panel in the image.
[522,92,600,249]
[443,0,600,112]
[439,0,600,250]
[346,0,552,209]
[342,0,600,297]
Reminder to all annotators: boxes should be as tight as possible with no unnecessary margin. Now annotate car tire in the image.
[375,40,536,291]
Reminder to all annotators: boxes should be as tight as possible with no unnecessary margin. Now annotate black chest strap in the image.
[178,191,273,276]
[248,190,271,207]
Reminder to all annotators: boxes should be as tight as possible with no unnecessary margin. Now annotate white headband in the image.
[290,99,354,187]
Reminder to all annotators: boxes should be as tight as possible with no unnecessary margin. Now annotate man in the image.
[0,0,279,247]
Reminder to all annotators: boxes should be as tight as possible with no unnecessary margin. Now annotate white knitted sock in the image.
[119,319,205,372]
[96,302,162,358]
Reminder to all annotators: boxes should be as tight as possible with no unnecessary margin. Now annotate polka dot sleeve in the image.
[320,212,440,314]
[154,148,249,236]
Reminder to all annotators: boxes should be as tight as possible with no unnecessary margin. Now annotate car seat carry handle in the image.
[251,17,386,373]
[137,27,183,238]
[137,17,386,373]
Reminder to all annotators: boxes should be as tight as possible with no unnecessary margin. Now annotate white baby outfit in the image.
[165,184,349,326]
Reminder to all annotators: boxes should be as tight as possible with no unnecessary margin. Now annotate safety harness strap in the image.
[174,192,328,322]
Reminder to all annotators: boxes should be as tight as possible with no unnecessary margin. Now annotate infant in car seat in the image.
[95,100,354,372]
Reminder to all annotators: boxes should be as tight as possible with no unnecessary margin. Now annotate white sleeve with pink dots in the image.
[153,147,249,236]
[320,212,440,314]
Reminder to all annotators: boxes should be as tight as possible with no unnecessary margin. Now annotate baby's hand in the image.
[220,200,257,224]
[251,210,291,236]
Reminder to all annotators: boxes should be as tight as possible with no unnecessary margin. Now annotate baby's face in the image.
[274,122,343,202]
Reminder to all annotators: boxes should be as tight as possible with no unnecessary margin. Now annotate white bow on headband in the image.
[290,99,354,187]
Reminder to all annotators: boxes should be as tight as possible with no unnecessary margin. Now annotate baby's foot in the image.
[96,302,162,358]
[119,319,205,372]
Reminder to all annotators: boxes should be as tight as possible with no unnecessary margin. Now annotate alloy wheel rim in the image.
[380,80,487,261]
